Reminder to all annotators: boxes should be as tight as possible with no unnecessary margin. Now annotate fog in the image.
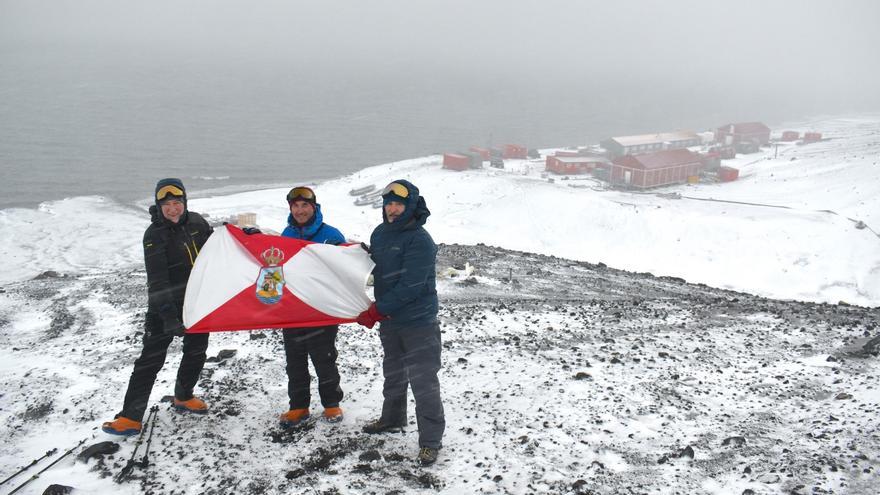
[4,0,878,100]
[1,0,878,207]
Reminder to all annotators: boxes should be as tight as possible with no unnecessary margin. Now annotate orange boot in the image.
[173,397,208,414]
[279,408,310,427]
[102,416,142,436]
[323,407,344,423]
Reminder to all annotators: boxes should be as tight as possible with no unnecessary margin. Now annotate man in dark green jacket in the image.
[103,178,213,436]
[357,179,445,466]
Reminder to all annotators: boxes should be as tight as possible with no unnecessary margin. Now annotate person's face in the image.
[384,201,405,223]
[290,200,315,225]
[160,199,185,224]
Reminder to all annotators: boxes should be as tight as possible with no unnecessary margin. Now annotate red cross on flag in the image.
[183,225,374,333]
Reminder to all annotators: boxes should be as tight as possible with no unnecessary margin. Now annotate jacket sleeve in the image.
[324,226,346,246]
[143,227,178,321]
[375,232,436,317]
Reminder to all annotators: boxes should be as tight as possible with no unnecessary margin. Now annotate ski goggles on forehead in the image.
[286,186,316,202]
[156,185,184,201]
[381,182,409,198]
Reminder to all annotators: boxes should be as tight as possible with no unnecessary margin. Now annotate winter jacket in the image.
[369,180,438,326]
[144,205,213,325]
[281,204,345,245]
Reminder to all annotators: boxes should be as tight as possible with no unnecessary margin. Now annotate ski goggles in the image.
[156,185,185,201]
[381,182,409,199]
[286,186,316,203]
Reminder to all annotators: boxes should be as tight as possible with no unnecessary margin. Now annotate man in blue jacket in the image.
[278,186,347,427]
[357,180,445,466]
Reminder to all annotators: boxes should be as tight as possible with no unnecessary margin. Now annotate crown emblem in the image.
[261,246,285,266]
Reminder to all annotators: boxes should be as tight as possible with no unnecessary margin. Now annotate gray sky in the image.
[2,0,879,110]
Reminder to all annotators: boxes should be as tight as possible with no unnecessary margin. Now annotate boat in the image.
[349,184,376,196]
[354,196,376,206]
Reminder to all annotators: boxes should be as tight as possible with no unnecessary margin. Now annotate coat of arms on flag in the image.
[183,225,374,333]
[256,247,285,305]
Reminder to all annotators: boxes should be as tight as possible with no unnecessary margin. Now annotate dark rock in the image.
[722,436,746,447]
[834,392,853,400]
[249,332,267,340]
[573,372,591,380]
[285,468,306,479]
[679,445,695,459]
[42,485,73,495]
[493,475,503,482]
[359,449,382,462]
[33,271,65,280]
[77,441,120,462]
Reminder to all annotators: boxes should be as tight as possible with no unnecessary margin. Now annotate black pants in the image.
[378,321,445,449]
[283,325,343,409]
[119,315,209,422]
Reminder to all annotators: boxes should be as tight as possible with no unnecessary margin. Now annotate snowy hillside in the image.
[0,244,878,494]
[1,116,878,306]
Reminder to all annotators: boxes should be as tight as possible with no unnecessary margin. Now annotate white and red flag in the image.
[183,225,374,333]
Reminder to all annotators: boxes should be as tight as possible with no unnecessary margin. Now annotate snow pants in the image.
[282,325,343,409]
[378,320,445,449]
[120,314,209,422]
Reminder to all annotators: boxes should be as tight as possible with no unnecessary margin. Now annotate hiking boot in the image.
[173,397,208,414]
[279,408,311,427]
[101,416,142,436]
[417,447,439,466]
[362,418,405,434]
[323,407,344,423]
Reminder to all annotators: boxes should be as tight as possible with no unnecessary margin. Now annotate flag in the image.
[183,225,374,333]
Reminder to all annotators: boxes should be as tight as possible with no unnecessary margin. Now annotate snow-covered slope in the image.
[2,116,877,306]
[1,244,877,494]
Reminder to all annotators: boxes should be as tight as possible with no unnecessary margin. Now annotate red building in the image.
[718,166,739,182]
[502,144,528,159]
[443,153,470,171]
[780,131,799,142]
[609,149,703,188]
[546,156,608,175]
[469,146,491,160]
[716,122,771,146]
[803,132,823,143]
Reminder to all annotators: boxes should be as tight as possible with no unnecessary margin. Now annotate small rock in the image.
[249,332,267,340]
[573,372,591,380]
[285,468,306,479]
[679,446,695,459]
[835,392,853,400]
[721,436,746,447]
[42,485,73,495]
[359,449,382,462]
[492,475,503,482]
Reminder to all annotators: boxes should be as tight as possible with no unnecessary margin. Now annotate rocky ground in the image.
[0,243,878,494]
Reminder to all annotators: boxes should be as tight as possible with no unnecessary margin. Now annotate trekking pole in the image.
[137,405,160,469]
[0,448,58,487]
[115,405,159,483]
[7,439,86,495]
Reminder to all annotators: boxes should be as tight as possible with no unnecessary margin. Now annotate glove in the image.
[359,242,371,253]
[242,227,262,235]
[356,303,385,329]
[163,316,187,337]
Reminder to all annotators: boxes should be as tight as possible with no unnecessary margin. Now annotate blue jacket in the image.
[281,204,345,245]
[370,180,438,326]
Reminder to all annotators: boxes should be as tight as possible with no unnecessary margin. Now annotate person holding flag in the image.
[102,178,213,436]
[277,186,348,427]
[357,180,445,466]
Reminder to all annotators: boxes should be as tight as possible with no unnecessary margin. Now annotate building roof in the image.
[719,122,771,135]
[553,156,609,164]
[607,131,699,147]
[612,149,701,170]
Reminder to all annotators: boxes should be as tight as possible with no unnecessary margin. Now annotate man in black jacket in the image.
[102,178,213,436]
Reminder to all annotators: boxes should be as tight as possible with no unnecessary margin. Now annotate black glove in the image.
[242,227,262,235]
[163,316,187,337]
[359,242,371,253]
